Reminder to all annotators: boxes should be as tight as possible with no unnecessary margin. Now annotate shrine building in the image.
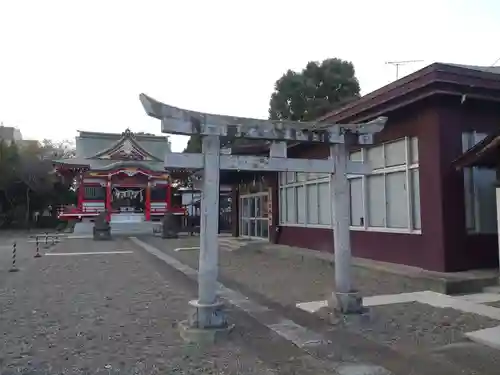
[226,63,500,273]
[54,129,184,224]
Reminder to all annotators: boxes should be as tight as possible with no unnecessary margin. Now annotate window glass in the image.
[318,182,331,225]
[385,140,406,167]
[411,169,421,230]
[367,145,384,169]
[386,171,408,228]
[367,175,385,227]
[306,184,319,224]
[286,187,295,223]
[349,177,364,226]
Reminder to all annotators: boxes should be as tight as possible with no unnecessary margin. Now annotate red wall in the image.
[273,97,500,272]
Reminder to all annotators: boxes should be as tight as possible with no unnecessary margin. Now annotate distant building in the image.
[53,128,183,222]
[0,124,22,144]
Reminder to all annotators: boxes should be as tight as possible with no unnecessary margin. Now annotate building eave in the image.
[453,132,500,170]
[320,63,500,124]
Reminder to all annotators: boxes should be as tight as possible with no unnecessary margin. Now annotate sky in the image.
[1,0,500,152]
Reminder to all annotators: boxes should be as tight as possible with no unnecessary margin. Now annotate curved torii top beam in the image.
[139,94,387,145]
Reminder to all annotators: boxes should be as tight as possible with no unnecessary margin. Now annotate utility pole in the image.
[386,60,423,80]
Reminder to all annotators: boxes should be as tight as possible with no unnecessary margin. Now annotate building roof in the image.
[453,130,500,169]
[54,128,169,172]
[226,62,500,160]
[319,62,500,124]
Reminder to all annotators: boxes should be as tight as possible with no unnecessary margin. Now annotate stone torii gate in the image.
[140,93,387,336]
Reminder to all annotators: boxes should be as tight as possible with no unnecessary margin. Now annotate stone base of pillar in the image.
[330,291,366,314]
[178,299,233,344]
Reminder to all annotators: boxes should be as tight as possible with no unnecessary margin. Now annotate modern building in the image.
[54,128,184,223]
[227,63,500,273]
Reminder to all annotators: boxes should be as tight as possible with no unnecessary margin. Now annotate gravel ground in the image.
[141,236,500,355]
[485,300,500,308]
[143,236,427,309]
[319,302,500,351]
[0,238,277,374]
[0,235,50,288]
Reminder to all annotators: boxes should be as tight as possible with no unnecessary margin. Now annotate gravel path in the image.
[0,238,276,374]
[143,237,426,309]
[141,236,500,354]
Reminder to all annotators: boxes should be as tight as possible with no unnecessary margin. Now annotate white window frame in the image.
[348,137,421,234]
[278,172,331,228]
[240,192,269,240]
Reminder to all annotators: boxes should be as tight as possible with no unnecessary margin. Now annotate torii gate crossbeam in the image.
[139,93,387,339]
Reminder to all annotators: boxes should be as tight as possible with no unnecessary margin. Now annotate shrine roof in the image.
[75,128,170,160]
[53,158,165,172]
[54,128,171,171]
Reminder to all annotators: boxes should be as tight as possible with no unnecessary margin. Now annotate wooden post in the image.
[145,181,151,221]
[106,178,112,222]
[77,173,85,211]
[166,183,172,212]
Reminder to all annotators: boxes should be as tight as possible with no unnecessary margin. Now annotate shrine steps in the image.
[110,221,159,235]
[72,221,160,236]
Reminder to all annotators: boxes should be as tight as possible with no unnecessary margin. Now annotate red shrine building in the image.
[54,129,184,223]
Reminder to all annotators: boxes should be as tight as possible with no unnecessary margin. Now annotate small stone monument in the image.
[162,212,179,239]
[93,212,111,240]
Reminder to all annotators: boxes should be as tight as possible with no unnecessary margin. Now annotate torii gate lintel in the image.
[140,93,387,337]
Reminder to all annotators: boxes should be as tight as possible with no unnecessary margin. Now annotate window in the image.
[240,193,269,239]
[462,132,497,234]
[348,137,421,233]
[150,187,167,201]
[278,137,421,233]
[279,172,330,227]
[84,186,106,200]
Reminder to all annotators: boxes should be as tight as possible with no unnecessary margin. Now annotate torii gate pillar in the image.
[139,94,387,338]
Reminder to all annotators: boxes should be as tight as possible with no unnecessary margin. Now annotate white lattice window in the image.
[278,137,421,233]
[279,172,331,227]
[348,137,421,234]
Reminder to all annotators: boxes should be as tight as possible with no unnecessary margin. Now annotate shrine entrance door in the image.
[110,186,146,223]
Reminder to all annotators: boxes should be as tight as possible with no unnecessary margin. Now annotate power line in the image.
[491,57,500,66]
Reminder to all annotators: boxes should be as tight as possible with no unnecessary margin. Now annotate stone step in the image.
[73,222,94,235]
[72,221,161,236]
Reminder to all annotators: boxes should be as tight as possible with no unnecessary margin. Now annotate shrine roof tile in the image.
[75,129,170,160]
[53,158,165,172]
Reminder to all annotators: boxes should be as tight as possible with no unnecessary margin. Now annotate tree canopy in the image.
[182,134,256,153]
[269,58,361,121]
[0,139,76,227]
[183,58,360,153]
